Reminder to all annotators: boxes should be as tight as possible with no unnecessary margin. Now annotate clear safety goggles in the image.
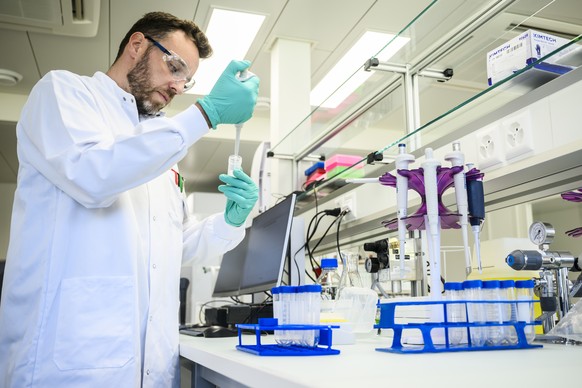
[144,35,195,92]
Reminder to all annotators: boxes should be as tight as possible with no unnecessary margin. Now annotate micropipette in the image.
[228,69,255,176]
[444,142,472,276]
[422,148,443,299]
[345,177,380,184]
[466,163,485,273]
[395,144,415,273]
[422,148,445,345]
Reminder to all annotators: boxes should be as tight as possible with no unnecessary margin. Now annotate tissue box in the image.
[486,29,572,85]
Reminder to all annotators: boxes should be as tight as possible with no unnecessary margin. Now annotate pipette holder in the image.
[236,318,340,356]
[375,300,542,354]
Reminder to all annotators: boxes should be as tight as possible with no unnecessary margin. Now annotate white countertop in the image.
[180,331,581,388]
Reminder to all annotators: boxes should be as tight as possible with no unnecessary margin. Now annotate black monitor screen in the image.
[212,193,296,297]
[212,228,250,297]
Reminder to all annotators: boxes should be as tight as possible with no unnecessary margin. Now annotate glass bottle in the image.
[345,252,363,288]
[316,258,342,300]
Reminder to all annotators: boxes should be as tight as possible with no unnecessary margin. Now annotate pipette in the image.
[422,147,445,342]
[422,148,442,299]
[228,69,255,176]
[395,144,415,273]
[466,163,485,273]
[444,142,472,276]
[345,177,380,184]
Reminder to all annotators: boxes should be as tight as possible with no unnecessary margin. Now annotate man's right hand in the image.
[197,60,260,129]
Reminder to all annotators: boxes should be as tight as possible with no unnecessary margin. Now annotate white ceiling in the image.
[0,0,580,195]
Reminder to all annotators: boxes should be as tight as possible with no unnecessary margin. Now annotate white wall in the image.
[0,183,15,259]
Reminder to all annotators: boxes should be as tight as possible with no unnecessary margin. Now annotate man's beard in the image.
[127,53,175,116]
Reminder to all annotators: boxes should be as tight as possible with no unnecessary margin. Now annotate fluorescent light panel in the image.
[310,31,409,109]
[188,8,265,95]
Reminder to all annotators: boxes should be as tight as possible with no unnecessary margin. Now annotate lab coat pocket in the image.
[54,276,135,370]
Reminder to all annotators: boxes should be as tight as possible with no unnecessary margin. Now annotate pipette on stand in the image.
[422,148,442,300]
[466,163,485,273]
[227,70,255,176]
[395,144,415,274]
[422,148,444,341]
[445,142,472,276]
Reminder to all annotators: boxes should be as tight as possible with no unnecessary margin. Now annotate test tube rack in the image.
[375,300,543,354]
[236,318,340,356]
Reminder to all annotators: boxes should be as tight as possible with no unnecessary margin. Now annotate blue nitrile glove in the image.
[218,169,259,227]
[197,60,260,129]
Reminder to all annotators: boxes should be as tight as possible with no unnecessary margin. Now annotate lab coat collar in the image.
[92,72,166,121]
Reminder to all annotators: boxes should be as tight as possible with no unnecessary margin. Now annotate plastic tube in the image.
[228,70,255,176]
[395,144,415,273]
[445,142,472,276]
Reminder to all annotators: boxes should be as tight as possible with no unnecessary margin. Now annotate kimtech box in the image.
[486,29,572,86]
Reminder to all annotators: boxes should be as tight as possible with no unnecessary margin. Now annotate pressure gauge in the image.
[528,221,555,246]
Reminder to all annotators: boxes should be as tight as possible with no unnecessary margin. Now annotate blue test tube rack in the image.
[375,300,543,354]
[236,318,340,356]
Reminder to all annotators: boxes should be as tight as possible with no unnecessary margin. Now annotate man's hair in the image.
[114,11,212,63]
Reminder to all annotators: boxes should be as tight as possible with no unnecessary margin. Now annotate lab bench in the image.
[179,332,581,388]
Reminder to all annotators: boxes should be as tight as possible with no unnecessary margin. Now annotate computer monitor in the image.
[212,227,251,298]
[212,193,297,297]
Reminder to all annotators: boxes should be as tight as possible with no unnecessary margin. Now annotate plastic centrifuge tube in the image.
[227,70,255,176]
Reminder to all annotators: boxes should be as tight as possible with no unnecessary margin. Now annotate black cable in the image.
[336,210,348,260]
[310,215,341,256]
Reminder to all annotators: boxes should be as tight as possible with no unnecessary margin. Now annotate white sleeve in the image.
[17,71,209,208]
[181,213,245,266]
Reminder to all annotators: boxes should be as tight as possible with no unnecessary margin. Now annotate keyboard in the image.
[179,326,207,337]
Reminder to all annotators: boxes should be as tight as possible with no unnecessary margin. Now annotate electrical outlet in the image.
[475,124,503,170]
[501,110,535,160]
[335,193,357,223]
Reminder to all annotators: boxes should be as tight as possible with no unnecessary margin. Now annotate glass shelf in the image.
[268,0,582,205]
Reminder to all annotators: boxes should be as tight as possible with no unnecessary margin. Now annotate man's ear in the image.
[126,32,146,60]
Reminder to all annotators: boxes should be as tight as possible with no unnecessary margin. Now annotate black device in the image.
[212,193,297,298]
[179,277,190,326]
[180,325,238,338]
[364,239,390,273]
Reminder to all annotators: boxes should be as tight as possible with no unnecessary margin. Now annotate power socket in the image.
[475,123,504,170]
[501,110,535,160]
[335,193,357,223]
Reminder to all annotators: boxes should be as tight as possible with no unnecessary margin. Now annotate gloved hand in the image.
[218,169,259,227]
[197,60,260,129]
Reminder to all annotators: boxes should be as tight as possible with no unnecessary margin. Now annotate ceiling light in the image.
[0,69,23,86]
[310,31,409,109]
[187,8,265,96]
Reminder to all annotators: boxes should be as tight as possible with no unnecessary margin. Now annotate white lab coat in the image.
[0,71,244,387]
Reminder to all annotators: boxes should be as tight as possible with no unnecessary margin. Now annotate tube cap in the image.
[462,279,483,289]
[298,284,322,293]
[499,280,515,289]
[279,285,297,293]
[444,282,463,291]
[482,280,501,289]
[515,279,535,289]
[321,258,338,269]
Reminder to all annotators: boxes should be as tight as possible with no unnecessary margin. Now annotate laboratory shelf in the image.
[375,299,543,354]
[236,318,340,356]
[267,0,582,207]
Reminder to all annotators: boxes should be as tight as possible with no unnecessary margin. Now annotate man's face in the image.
[127,31,200,116]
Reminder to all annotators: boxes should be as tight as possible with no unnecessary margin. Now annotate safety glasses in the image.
[144,35,195,92]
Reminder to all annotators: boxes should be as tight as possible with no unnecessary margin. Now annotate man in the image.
[0,11,259,387]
